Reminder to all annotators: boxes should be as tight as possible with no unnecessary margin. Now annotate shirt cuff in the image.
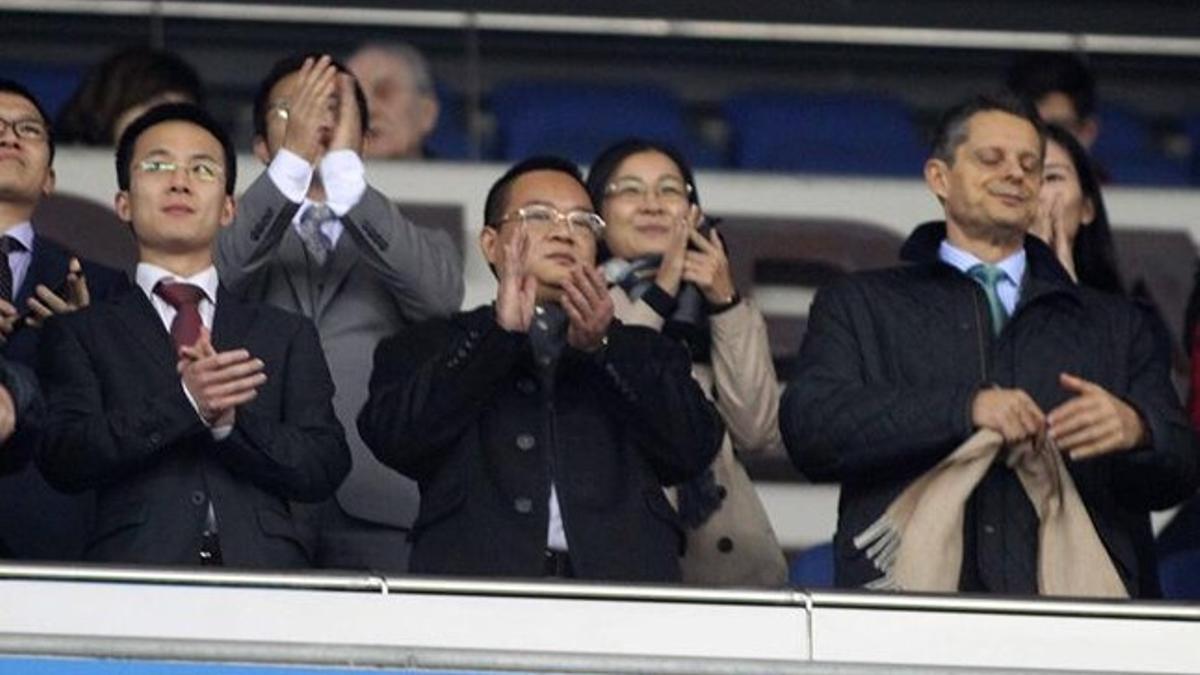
[319,149,367,216]
[267,148,314,204]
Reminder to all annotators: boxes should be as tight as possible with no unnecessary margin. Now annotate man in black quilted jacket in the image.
[782,93,1197,597]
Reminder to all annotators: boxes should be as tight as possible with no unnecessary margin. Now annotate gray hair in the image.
[349,42,435,96]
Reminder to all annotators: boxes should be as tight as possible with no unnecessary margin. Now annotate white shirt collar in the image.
[135,262,220,304]
[2,222,35,252]
[938,239,1026,286]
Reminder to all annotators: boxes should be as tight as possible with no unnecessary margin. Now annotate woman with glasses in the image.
[586,139,787,587]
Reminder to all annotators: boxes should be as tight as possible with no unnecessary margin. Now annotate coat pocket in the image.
[257,507,314,561]
[89,500,149,548]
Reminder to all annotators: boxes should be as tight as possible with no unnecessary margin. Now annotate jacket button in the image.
[190,490,206,506]
[514,497,533,514]
[516,378,537,395]
[515,433,536,451]
[983,524,996,535]
[148,432,163,445]
[717,537,734,553]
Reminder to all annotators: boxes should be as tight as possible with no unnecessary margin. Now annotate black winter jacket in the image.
[358,305,723,582]
[782,222,1198,596]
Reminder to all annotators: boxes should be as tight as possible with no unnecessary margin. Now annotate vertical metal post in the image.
[465,12,483,161]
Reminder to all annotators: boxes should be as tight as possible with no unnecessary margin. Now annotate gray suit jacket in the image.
[216,171,464,528]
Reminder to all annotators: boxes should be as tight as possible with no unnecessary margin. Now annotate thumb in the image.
[195,326,217,357]
[1059,372,1091,393]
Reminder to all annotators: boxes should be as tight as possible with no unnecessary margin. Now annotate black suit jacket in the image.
[37,285,350,568]
[358,306,723,582]
[0,235,131,560]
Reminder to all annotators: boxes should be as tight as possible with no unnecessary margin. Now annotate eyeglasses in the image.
[494,204,606,238]
[136,159,224,183]
[604,176,692,204]
[0,116,49,141]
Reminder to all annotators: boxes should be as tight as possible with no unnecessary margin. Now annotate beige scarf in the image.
[854,429,1128,597]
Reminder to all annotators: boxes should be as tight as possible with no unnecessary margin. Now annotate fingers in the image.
[25,296,53,324]
[1047,396,1095,438]
[205,372,268,399]
[209,388,259,412]
[1058,372,1094,395]
[67,257,90,308]
[33,284,70,313]
[686,225,719,255]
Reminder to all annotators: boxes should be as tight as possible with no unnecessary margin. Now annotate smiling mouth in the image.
[162,205,195,215]
[545,252,577,265]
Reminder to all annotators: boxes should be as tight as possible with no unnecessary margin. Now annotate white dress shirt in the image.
[938,239,1026,316]
[267,148,369,250]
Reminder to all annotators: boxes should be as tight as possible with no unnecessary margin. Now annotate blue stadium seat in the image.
[1181,113,1200,185]
[3,62,83,119]
[426,85,471,160]
[788,541,835,588]
[723,92,926,176]
[1159,548,1200,600]
[1090,106,1189,186]
[489,81,716,165]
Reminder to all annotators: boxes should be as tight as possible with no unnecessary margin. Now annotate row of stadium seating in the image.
[9,61,1198,186]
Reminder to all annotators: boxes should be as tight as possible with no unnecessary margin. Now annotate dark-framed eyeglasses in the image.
[494,204,606,238]
[0,116,49,141]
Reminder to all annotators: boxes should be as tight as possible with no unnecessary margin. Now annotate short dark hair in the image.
[930,93,1046,165]
[115,102,237,195]
[0,77,56,163]
[585,138,700,212]
[1043,122,1122,295]
[1007,52,1097,122]
[484,155,586,228]
[253,53,369,141]
[55,46,204,146]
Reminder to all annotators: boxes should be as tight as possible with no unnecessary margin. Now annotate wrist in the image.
[705,290,741,315]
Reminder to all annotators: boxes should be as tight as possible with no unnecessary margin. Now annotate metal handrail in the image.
[4,0,1200,58]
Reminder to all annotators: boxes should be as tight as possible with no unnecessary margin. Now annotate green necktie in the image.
[967,263,1009,335]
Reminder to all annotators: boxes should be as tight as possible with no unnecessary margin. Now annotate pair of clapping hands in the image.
[494,227,612,354]
[972,374,1148,461]
[177,330,266,429]
[0,257,89,342]
[279,55,363,164]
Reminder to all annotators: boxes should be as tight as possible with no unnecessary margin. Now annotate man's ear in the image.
[1077,116,1099,149]
[924,158,950,202]
[417,96,439,138]
[479,225,500,268]
[252,136,271,165]
[114,191,132,223]
[218,195,236,228]
[41,167,56,196]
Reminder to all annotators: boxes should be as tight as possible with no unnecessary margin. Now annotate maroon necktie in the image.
[154,281,205,349]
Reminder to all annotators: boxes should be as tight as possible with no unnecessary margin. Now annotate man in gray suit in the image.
[215,53,463,571]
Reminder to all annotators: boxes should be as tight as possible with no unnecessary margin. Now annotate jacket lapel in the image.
[16,236,67,307]
[112,288,177,372]
[277,228,316,318]
[212,285,255,353]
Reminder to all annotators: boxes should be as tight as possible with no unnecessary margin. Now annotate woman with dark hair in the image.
[1032,123,1123,294]
[56,46,206,146]
[586,139,787,587]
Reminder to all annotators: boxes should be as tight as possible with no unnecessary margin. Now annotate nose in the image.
[0,122,17,144]
[167,165,192,191]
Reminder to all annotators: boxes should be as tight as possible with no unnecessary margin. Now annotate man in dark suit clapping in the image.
[0,78,130,561]
[37,103,349,568]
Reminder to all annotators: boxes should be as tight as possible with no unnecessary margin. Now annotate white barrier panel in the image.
[1,565,1199,673]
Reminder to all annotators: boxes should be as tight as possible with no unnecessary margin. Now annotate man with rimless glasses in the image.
[0,79,130,563]
[358,156,722,581]
[36,103,349,567]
